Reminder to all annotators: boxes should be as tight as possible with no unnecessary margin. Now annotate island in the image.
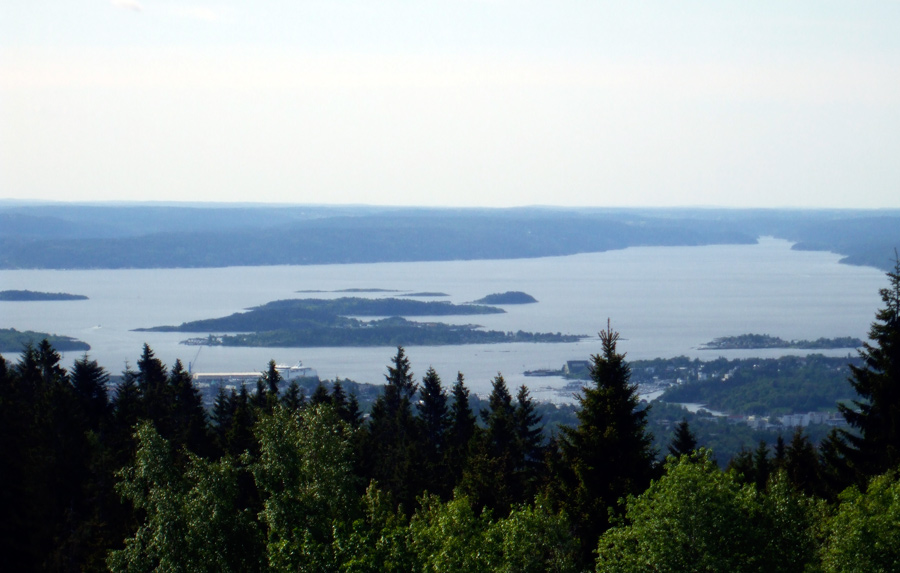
[699,333,863,350]
[0,328,91,353]
[181,319,582,348]
[136,296,584,347]
[471,291,538,305]
[0,290,88,301]
[399,292,450,297]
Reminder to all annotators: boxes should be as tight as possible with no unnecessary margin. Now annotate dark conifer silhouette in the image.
[667,418,698,458]
[364,347,421,510]
[557,323,655,563]
[838,256,900,478]
[417,367,450,496]
[445,371,476,488]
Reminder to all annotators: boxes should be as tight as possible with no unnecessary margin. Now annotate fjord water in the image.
[0,238,887,400]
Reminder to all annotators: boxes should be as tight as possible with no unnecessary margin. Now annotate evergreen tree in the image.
[136,344,170,428]
[838,256,900,478]
[557,324,655,563]
[226,386,256,457]
[111,366,142,447]
[263,359,282,397]
[514,385,544,465]
[364,347,421,511]
[345,393,362,429]
[168,359,210,455]
[310,383,331,406]
[785,428,822,497]
[462,374,520,514]
[211,387,236,456]
[252,378,267,411]
[773,434,787,471]
[753,440,771,491]
[667,418,698,458]
[70,354,111,431]
[331,380,350,422]
[417,367,450,495]
[445,372,476,487]
[727,448,755,484]
[280,380,305,411]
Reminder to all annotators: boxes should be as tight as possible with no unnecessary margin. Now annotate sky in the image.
[2,1,899,208]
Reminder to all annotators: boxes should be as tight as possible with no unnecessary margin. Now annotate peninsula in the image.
[0,290,88,301]
[699,333,863,350]
[0,328,91,352]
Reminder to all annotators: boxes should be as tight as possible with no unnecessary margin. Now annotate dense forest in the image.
[2,204,899,271]
[2,259,900,572]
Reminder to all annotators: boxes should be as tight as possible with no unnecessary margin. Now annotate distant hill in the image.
[1,204,897,271]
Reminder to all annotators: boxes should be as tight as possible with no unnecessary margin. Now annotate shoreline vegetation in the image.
[0,327,90,352]
[0,289,88,301]
[700,333,863,350]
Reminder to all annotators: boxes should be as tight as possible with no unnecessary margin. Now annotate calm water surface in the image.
[0,238,886,400]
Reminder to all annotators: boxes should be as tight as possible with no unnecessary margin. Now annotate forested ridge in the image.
[4,204,900,271]
[2,260,900,571]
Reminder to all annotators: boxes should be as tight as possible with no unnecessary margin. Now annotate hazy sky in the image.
[2,1,899,208]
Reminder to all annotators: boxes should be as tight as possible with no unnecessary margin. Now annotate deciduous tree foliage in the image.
[821,470,900,572]
[596,451,819,573]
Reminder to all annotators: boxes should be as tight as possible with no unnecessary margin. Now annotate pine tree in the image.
[667,418,698,458]
[557,323,655,563]
[838,256,900,477]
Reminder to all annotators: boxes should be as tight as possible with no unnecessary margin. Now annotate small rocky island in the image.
[0,290,88,301]
[700,333,863,350]
[472,291,538,304]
